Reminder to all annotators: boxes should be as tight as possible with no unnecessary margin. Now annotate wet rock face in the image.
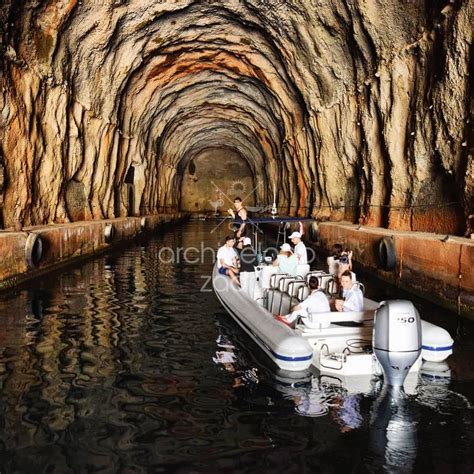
[0,0,472,234]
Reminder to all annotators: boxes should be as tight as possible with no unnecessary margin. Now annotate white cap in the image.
[243,237,252,246]
[288,231,302,239]
[280,243,293,252]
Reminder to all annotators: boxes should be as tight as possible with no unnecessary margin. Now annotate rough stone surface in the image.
[181,148,255,213]
[0,1,472,234]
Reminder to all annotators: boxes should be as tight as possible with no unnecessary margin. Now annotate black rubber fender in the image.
[379,236,397,271]
[25,233,43,268]
[104,223,115,244]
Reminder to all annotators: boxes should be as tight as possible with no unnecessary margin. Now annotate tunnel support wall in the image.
[0,213,187,291]
[315,222,474,319]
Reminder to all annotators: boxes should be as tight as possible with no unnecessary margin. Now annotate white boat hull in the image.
[213,265,313,372]
[212,264,453,376]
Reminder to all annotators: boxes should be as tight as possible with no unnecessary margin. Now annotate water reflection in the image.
[364,386,418,472]
[0,221,472,472]
[213,287,473,472]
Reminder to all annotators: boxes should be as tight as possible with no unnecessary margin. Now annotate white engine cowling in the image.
[373,300,422,387]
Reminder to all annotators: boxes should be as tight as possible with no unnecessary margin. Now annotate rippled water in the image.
[0,221,473,473]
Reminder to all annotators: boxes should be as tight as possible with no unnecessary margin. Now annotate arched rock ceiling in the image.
[0,0,472,234]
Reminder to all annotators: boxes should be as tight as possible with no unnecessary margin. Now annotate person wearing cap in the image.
[273,242,298,276]
[217,236,240,285]
[289,231,308,265]
[239,237,257,297]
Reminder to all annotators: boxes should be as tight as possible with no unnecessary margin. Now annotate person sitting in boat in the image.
[217,236,240,285]
[276,276,330,327]
[273,243,298,276]
[288,231,307,265]
[239,237,258,298]
[228,197,250,238]
[335,271,363,312]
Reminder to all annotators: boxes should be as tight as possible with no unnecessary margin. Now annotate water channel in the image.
[0,221,472,472]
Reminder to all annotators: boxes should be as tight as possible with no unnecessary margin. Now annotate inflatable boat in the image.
[212,264,454,381]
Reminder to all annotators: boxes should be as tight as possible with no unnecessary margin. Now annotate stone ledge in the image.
[0,213,187,292]
[315,221,474,319]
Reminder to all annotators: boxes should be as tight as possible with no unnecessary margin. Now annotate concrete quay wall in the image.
[0,213,187,291]
[311,222,474,319]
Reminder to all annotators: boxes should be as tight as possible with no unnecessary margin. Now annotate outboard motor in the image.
[373,300,421,387]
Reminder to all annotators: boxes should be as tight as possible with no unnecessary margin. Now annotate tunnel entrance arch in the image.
[180,148,256,215]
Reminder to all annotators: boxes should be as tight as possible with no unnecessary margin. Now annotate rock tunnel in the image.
[0,0,472,235]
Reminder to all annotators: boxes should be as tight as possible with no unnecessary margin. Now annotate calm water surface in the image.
[0,221,473,473]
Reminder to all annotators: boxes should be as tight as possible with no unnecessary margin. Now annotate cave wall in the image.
[0,0,472,234]
[180,148,256,214]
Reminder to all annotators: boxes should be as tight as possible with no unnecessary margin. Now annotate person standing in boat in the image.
[328,244,356,292]
[234,236,245,256]
[288,231,307,265]
[335,271,363,312]
[276,276,330,327]
[228,197,250,238]
[239,237,257,298]
[327,243,343,276]
[217,236,240,286]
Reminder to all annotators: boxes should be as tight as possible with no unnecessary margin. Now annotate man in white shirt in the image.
[289,231,307,265]
[217,236,240,285]
[335,271,364,312]
[276,276,330,326]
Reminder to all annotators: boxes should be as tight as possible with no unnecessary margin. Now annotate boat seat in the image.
[319,274,334,291]
[269,273,289,290]
[287,280,307,298]
[286,280,307,310]
[305,271,325,283]
[268,290,293,315]
[279,293,293,315]
[269,290,284,315]
[264,288,276,311]
[297,285,310,301]
[278,276,303,293]
[324,277,338,296]
[354,281,365,295]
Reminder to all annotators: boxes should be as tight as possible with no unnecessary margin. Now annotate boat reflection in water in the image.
[213,321,473,472]
[365,385,418,472]
[364,361,457,471]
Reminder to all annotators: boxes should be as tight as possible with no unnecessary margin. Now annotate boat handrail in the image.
[354,281,365,295]
[320,343,330,356]
[316,275,335,294]
[278,275,303,292]
[287,280,307,297]
[326,278,338,296]
[269,273,289,290]
[305,271,325,284]
[297,285,310,301]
